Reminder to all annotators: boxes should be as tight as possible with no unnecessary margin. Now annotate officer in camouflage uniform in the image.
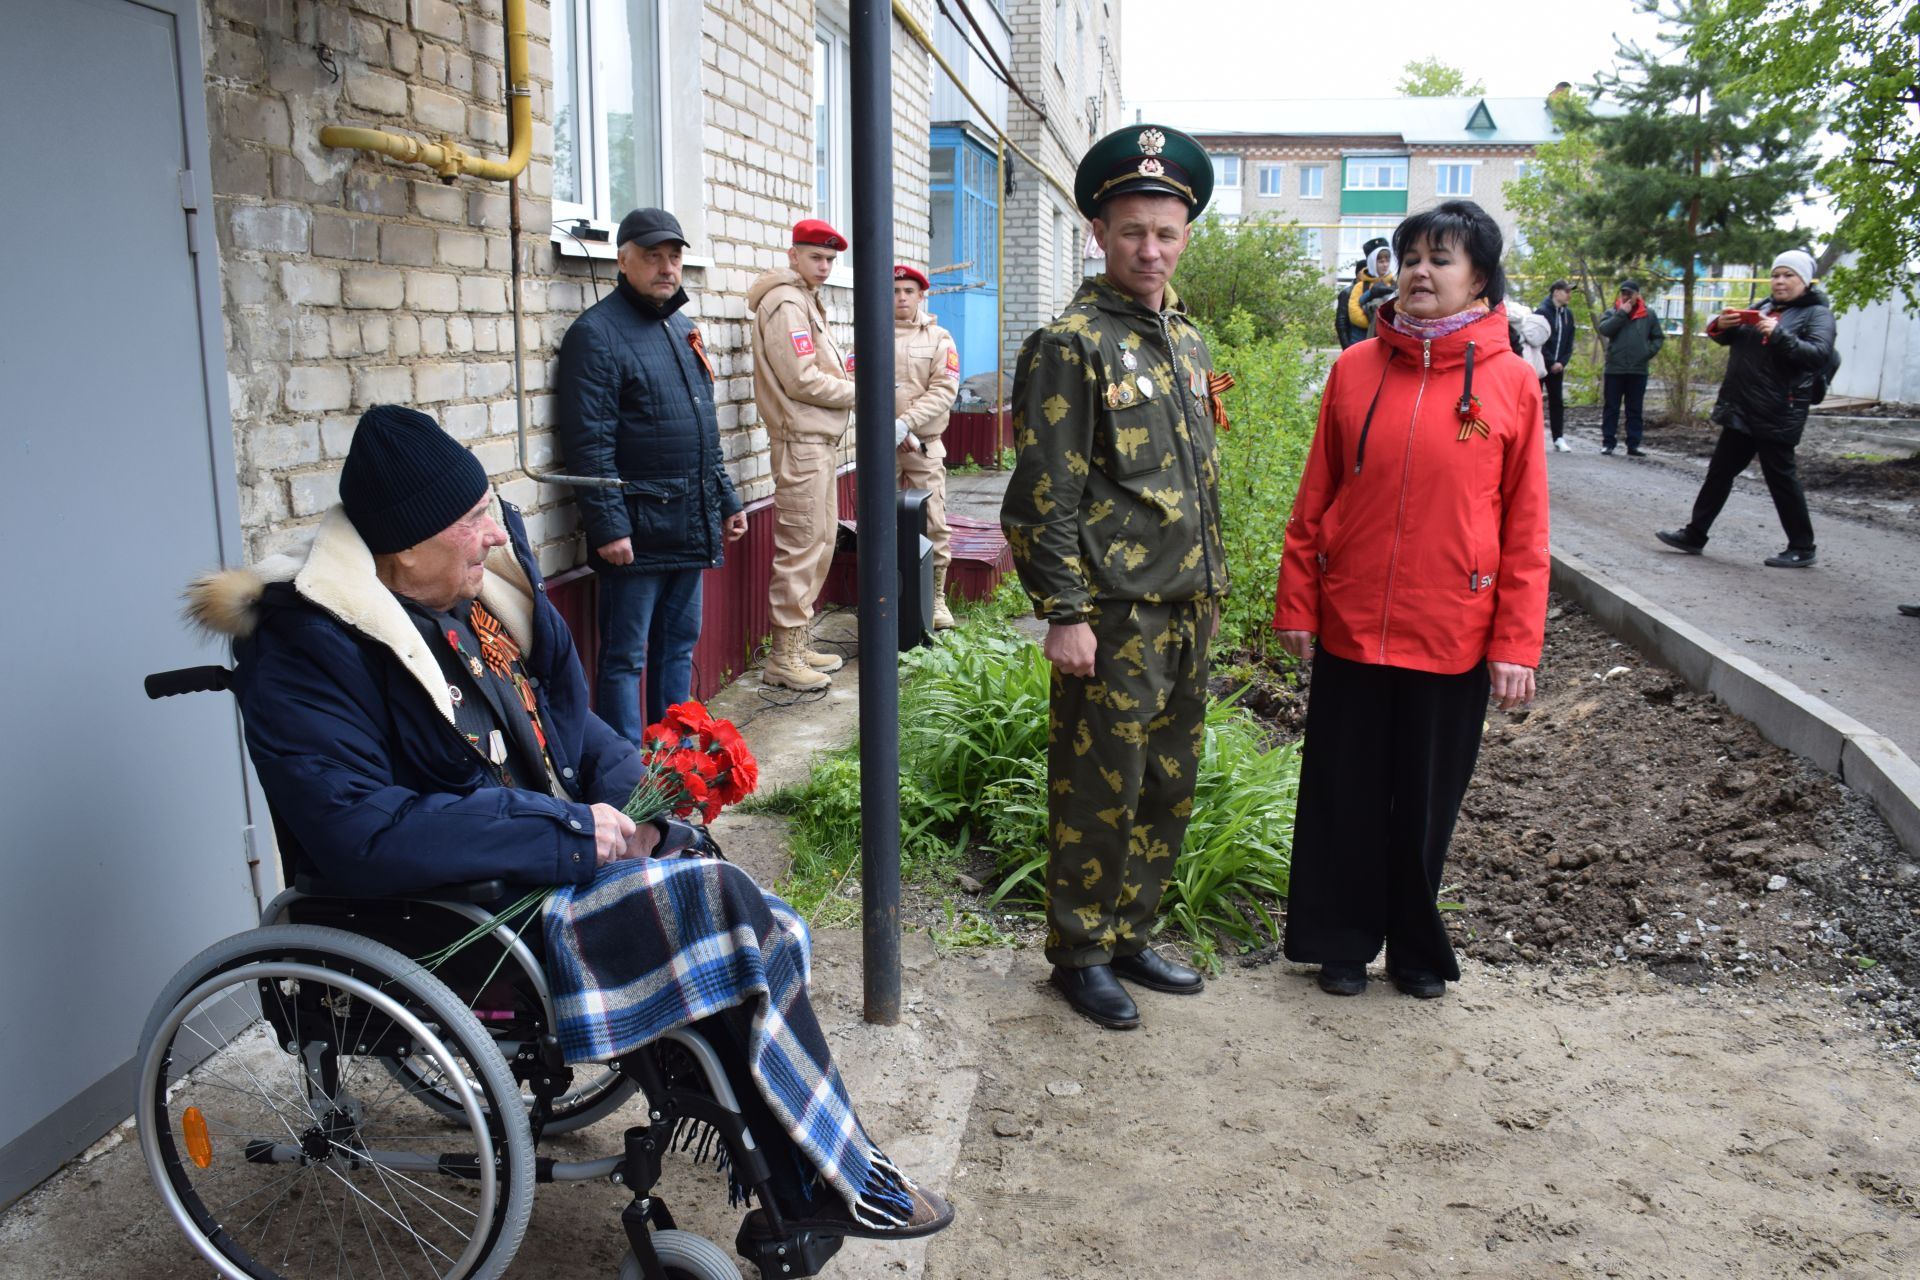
[1001,124,1228,1030]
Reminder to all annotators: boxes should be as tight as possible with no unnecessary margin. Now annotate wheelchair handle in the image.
[145,665,233,700]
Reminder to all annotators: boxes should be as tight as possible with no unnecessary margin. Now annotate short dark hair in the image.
[1391,201,1507,307]
[1548,279,1570,294]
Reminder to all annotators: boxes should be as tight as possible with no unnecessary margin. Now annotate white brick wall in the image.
[206,0,935,569]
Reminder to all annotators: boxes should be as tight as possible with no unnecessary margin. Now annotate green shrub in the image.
[766,625,1299,965]
[1205,311,1328,660]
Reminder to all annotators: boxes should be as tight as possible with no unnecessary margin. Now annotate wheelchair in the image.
[137,666,850,1280]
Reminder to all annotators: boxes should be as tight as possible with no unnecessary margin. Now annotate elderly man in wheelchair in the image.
[138,404,951,1280]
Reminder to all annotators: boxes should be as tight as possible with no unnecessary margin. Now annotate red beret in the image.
[892,264,930,290]
[792,218,848,251]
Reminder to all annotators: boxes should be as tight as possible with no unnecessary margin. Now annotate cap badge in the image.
[1138,157,1166,178]
[1138,128,1166,156]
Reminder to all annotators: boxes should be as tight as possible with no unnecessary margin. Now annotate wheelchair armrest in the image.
[291,872,510,903]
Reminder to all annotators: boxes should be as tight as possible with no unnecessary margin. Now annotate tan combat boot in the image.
[931,566,956,630]
[801,621,844,672]
[764,625,831,691]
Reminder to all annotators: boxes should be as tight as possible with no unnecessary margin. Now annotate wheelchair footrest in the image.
[734,1208,844,1279]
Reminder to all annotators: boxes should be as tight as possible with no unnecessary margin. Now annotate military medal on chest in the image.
[1136,374,1154,400]
[1120,349,1138,372]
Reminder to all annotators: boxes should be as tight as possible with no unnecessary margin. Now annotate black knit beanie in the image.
[339,405,490,553]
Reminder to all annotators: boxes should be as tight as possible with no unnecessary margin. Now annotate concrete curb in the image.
[1550,548,1920,859]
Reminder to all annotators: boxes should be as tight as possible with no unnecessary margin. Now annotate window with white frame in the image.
[1344,156,1408,190]
[551,0,665,227]
[1213,155,1241,188]
[813,23,851,232]
[1257,164,1284,196]
[1299,165,1325,198]
[1298,226,1323,260]
[1434,163,1474,196]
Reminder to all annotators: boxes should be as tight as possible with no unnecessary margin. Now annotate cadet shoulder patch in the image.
[790,330,815,356]
[944,347,960,377]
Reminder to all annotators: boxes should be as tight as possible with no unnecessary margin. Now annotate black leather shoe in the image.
[1764,547,1816,568]
[1050,964,1139,1029]
[1390,970,1447,999]
[1112,948,1205,994]
[1900,603,1920,618]
[1656,528,1706,554]
[1316,965,1368,996]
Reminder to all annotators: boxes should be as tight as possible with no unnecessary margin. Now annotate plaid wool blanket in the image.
[541,855,916,1229]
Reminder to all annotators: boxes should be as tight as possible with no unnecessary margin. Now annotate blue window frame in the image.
[927,126,1002,379]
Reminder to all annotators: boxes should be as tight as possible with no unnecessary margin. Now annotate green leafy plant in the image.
[768,625,1300,966]
[1204,312,1327,660]
[929,901,1021,951]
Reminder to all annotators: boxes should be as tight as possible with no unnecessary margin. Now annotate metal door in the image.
[0,0,255,1206]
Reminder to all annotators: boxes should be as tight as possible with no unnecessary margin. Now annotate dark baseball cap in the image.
[616,208,688,249]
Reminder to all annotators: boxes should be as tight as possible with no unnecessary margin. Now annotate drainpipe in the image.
[320,0,616,492]
[851,0,902,1027]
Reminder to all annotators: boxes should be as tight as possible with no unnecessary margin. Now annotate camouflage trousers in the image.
[1045,598,1213,968]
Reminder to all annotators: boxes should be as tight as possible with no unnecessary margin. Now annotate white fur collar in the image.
[276,501,538,724]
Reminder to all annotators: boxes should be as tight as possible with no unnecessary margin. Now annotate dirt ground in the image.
[906,598,1920,1278]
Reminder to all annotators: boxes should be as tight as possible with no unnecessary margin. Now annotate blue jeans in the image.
[596,568,704,745]
[1601,373,1648,449]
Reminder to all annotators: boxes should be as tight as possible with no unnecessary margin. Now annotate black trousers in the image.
[1601,373,1647,448]
[1542,370,1566,439]
[1685,425,1815,551]
[1283,650,1490,981]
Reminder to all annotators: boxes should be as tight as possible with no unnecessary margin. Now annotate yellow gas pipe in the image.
[319,0,531,182]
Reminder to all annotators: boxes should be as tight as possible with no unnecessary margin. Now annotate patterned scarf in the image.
[1388,298,1491,342]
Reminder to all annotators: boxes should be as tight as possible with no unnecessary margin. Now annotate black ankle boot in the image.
[1050,964,1140,1029]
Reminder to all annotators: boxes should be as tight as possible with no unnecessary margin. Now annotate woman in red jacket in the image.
[1273,201,1549,999]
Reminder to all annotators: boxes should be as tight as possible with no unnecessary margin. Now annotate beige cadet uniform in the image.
[890,309,960,576]
[747,267,854,630]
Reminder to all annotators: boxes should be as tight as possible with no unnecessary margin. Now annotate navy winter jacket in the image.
[208,502,643,896]
[1536,297,1576,368]
[555,279,743,574]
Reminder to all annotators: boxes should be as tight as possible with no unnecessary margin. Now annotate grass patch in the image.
[764,623,1299,967]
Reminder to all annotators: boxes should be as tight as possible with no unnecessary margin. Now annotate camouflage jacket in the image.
[1000,276,1227,623]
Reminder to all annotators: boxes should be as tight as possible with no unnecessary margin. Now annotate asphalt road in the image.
[1544,434,1920,759]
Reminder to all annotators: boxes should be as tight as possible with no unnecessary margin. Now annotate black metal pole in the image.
[850,0,900,1025]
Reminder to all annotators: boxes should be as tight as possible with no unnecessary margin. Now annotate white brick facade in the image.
[1001,0,1121,370]
[205,0,933,572]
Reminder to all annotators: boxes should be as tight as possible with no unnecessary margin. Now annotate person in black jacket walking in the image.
[1657,249,1836,568]
[556,209,747,744]
[1536,281,1576,452]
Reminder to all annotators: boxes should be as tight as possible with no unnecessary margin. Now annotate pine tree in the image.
[1568,0,1818,423]
[1701,0,1920,311]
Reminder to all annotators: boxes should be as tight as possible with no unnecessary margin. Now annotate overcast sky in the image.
[1119,0,1667,111]
[1116,0,1833,232]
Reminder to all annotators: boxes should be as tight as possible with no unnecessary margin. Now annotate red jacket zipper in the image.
[1377,339,1431,661]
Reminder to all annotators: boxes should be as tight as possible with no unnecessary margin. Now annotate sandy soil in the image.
[908,598,1920,1278]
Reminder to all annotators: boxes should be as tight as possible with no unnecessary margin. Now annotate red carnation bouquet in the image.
[418,701,758,971]
[622,700,759,826]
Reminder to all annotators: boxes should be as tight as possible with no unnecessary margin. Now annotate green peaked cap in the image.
[1074,123,1213,222]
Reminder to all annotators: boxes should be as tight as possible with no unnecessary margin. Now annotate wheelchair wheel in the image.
[617,1230,742,1280]
[136,925,535,1280]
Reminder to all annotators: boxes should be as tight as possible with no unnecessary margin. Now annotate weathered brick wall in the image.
[206,0,933,573]
[1001,0,1118,371]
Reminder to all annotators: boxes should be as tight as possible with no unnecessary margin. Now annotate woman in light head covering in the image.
[1656,247,1835,568]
